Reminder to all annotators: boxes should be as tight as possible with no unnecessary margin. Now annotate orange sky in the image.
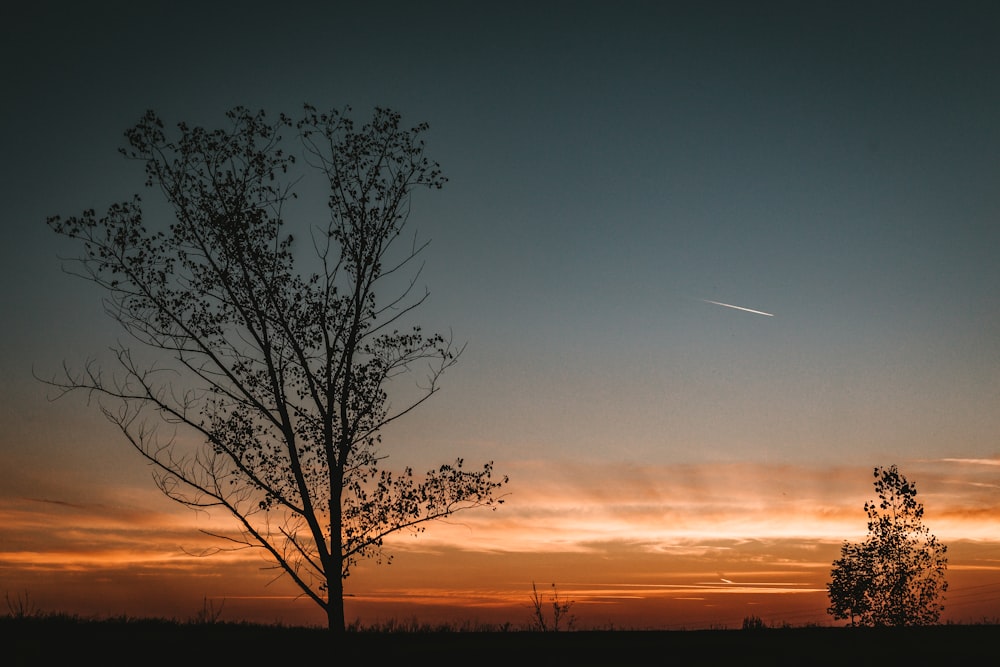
[3,457,998,629]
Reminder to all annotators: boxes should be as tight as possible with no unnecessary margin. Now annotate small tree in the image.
[827,465,948,627]
[43,105,508,633]
[827,541,873,626]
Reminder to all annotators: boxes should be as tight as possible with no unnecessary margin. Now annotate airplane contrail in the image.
[700,299,774,317]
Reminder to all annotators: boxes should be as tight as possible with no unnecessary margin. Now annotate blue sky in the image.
[2,1,999,627]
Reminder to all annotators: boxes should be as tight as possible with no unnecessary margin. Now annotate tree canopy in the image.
[44,105,508,632]
[827,465,947,626]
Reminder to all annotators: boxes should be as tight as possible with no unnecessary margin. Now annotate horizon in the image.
[3,1,1000,631]
[5,458,998,629]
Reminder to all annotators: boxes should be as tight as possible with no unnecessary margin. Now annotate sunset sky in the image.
[2,1,999,629]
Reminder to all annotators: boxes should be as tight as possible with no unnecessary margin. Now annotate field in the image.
[5,616,999,666]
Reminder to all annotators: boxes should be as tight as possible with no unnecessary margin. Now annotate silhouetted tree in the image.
[43,105,508,633]
[827,541,873,626]
[827,465,947,626]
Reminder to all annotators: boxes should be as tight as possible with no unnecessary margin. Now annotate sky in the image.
[2,1,999,629]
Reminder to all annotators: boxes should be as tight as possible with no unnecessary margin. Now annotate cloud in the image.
[1,456,997,628]
[0,492,263,577]
[940,458,1000,467]
[385,458,1000,553]
[5,457,997,574]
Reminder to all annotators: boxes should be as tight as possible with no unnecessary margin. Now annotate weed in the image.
[529,582,576,631]
[192,596,226,624]
[5,590,40,619]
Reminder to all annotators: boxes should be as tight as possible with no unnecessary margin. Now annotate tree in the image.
[43,105,508,633]
[827,541,873,626]
[827,465,947,627]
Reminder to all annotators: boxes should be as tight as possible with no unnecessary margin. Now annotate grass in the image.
[4,611,1000,666]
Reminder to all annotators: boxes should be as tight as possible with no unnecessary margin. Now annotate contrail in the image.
[700,299,774,317]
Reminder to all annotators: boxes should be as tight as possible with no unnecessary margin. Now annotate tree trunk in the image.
[328,463,346,634]
[327,575,346,633]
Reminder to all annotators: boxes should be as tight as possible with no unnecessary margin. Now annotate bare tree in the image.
[43,105,508,633]
[827,465,947,626]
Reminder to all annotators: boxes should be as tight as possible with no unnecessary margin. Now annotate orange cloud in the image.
[2,456,997,628]
[386,458,1000,555]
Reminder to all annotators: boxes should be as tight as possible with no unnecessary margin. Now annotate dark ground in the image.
[4,616,998,666]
